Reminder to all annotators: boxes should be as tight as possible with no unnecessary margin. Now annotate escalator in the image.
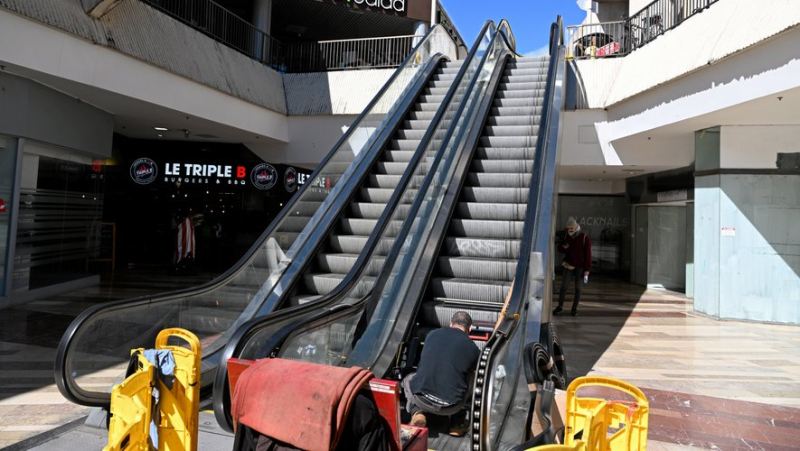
[417,55,548,341]
[54,25,462,409]
[217,18,568,450]
[285,60,461,306]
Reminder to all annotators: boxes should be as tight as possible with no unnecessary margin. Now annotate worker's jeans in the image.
[557,266,584,311]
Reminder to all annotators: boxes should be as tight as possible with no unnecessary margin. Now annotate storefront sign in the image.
[721,227,736,237]
[131,156,309,192]
[657,189,688,203]
[251,163,278,190]
[349,0,405,12]
[130,158,158,185]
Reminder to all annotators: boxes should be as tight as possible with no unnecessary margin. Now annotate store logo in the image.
[347,0,405,13]
[284,167,297,193]
[251,163,278,190]
[130,158,158,185]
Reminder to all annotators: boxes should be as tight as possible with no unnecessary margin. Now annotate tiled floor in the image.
[0,268,216,449]
[1,271,799,449]
[555,275,800,449]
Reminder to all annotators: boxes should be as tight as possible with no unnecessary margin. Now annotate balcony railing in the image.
[567,0,720,60]
[282,35,422,73]
[142,0,283,65]
[140,0,420,73]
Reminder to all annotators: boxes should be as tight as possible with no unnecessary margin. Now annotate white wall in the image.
[0,6,289,144]
[284,69,395,116]
[560,110,607,166]
[247,115,358,168]
[720,125,800,169]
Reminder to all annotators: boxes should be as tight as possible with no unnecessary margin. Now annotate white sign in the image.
[350,0,405,13]
[657,189,688,203]
[721,227,736,237]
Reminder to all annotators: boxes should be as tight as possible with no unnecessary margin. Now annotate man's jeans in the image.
[558,266,584,311]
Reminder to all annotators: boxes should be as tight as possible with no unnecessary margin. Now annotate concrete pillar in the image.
[694,125,800,325]
[413,21,428,47]
[252,0,273,63]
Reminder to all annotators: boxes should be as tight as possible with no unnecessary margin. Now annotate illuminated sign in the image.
[251,163,278,190]
[348,0,406,12]
[130,158,158,185]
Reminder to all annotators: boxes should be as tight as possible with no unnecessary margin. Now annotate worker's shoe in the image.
[571,308,578,316]
[411,411,427,428]
[553,306,563,316]
[448,418,470,437]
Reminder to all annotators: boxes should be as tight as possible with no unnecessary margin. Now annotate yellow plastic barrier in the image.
[104,353,154,451]
[527,442,587,451]
[563,377,649,451]
[105,328,202,451]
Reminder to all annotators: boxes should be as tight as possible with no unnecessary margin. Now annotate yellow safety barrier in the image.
[104,354,154,451]
[563,377,649,451]
[105,328,202,451]
[527,442,587,451]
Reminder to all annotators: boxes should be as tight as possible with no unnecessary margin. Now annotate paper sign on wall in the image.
[721,227,736,237]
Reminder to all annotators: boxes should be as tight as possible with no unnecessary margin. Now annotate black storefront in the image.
[106,136,311,272]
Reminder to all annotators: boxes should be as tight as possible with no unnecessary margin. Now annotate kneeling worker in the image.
[402,311,480,437]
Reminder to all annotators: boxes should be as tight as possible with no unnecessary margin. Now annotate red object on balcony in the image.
[596,42,620,57]
[0,198,6,213]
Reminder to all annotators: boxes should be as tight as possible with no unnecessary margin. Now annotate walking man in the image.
[554,218,592,316]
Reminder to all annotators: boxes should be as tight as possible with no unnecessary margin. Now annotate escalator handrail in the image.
[54,24,453,408]
[474,16,566,451]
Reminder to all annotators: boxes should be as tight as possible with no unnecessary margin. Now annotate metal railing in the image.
[141,0,283,66]
[567,0,720,59]
[282,35,423,73]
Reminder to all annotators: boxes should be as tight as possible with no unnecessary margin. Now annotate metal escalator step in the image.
[500,75,543,84]
[418,95,445,104]
[486,116,539,127]
[474,147,536,160]
[479,135,536,148]
[417,102,442,111]
[449,218,524,239]
[459,187,528,204]
[395,129,427,140]
[389,139,422,150]
[442,237,521,259]
[404,120,435,131]
[464,173,531,188]
[470,159,534,173]
[497,82,547,91]
[483,125,539,137]
[454,202,527,220]
[349,202,386,219]
[503,67,546,77]
[359,187,394,203]
[429,278,513,304]
[494,90,543,100]
[301,273,346,296]
[492,97,542,108]
[409,110,436,120]
[490,106,543,117]
[420,300,501,329]
[317,253,360,274]
[425,87,450,96]
[436,256,517,281]
[339,218,380,235]
[329,235,369,254]
[376,161,413,175]
[368,174,402,188]
[386,150,415,162]
[288,294,323,306]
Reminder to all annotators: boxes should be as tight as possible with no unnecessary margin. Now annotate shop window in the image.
[0,136,17,295]
[13,141,105,291]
